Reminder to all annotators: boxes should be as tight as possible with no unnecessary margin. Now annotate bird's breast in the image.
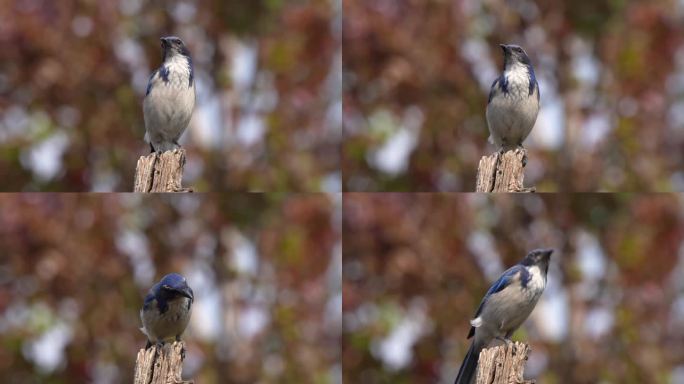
[522,266,546,298]
[140,296,192,342]
[502,72,532,99]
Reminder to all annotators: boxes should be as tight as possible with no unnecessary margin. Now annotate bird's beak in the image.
[500,44,509,53]
[540,249,554,259]
[160,37,168,48]
[178,286,193,301]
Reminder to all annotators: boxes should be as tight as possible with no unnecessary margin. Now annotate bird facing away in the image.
[486,44,540,150]
[454,248,552,384]
[143,36,196,154]
[140,273,194,348]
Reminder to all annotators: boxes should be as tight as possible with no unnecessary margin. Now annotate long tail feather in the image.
[454,342,481,384]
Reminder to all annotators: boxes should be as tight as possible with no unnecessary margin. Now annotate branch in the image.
[134,341,193,384]
[133,149,192,193]
[476,342,534,384]
[475,148,535,192]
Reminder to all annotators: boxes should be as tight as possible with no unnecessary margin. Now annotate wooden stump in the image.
[475,148,535,193]
[133,149,192,193]
[476,342,534,384]
[134,341,193,384]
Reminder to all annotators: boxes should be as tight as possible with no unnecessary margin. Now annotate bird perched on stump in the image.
[486,44,540,150]
[143,36,196,154]
[140,273,194,349]
[454,248,552,384]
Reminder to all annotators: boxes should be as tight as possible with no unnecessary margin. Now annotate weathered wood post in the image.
[475,148,535,192]
[475,342,534,384]
[134,341,193,384]
[133,149,192,193]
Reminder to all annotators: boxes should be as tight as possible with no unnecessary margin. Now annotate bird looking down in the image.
[140,273,194,348]
[143,36,196,154]
[454,248,552,384]
[486,44,540,150]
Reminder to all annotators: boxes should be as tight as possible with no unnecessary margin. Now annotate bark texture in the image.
[133,149,191,192]
[475,148,535,192]
[134,341,193,384]
[476,342,534,384]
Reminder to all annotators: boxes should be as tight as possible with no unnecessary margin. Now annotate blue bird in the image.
[143,36,196,154]
[140,273,194,348]
[486,44,540,150]
[454,248,552,384]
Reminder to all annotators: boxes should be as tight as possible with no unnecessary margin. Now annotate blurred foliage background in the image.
[343,193,684,383]
[0,193,341,383]
[0,0,341,192]
[343,0,684,192]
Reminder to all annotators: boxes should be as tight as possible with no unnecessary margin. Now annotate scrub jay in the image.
[140,273,194,348]
[143,36,196,153]
[454,248,552,384]
[486,44,540,149]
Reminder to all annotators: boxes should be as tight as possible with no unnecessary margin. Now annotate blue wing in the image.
[142,291,156,311]
[526,64,538,99]
[466,265,524,338]
[487,77,499,103]
[142,281,162,312]
[145,69,158,96]
[488,75,509,103]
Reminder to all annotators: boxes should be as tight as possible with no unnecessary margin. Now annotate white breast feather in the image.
[524,265,546,300]
[504,63,531,99]
[162,55,192,89]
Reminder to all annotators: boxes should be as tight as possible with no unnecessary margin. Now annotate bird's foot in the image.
[495,336,514,346]
[144,340,166,351]
[515,145,527,165]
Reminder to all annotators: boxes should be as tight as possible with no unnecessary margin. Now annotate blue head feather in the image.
[144,273,194,314]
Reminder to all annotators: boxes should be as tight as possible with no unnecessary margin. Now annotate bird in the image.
[143,36,196,154]
[454,248,552,384]
[486,44,540,150]
[140,273,194,348]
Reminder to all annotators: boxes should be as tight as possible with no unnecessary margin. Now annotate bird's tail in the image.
[454,341,482,384]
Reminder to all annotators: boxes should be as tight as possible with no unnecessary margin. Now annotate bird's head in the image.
[155,273,194,302]
[521,248,553,272]
[500,44,531,69]
[161,36,191,61]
